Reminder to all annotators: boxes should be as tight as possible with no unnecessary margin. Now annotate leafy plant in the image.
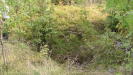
[106,0,133,34]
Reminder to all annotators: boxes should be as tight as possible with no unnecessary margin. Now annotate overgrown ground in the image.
[0,5,115,75]
[0,42,112,75]
[1,0,133,74]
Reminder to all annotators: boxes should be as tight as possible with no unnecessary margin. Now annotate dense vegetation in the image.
[0,0,133,74]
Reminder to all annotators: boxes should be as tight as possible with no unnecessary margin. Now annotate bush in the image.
[106,0,133,34]
[45,6,96,63]
[105,0,133,71]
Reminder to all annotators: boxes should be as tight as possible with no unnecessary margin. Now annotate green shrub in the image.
[106,0,133,34]
[105,0,133,70]
[45,6,96,63]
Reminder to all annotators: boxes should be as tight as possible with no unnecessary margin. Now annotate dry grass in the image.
[54,5,108,21]
[53,5,108,30]
[0,42,113,75]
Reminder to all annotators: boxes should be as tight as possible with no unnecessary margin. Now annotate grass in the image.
[0,41,112,75]
[52,4,108,30]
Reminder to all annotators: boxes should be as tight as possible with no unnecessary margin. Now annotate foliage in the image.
[106,0,133,74]
[106,0,133,34]
[28,7,55,51]
[2,0,133,73]
[45,6,96,63]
